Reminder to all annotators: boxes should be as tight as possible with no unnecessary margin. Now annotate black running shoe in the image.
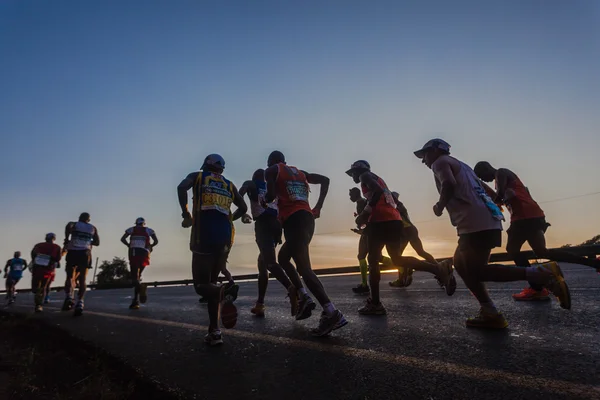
[312,310,348,337]
[62,297,74,311]
[296,295,316,321]
[352,284,370,295]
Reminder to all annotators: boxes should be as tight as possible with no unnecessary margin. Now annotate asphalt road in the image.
[6,264,600,400]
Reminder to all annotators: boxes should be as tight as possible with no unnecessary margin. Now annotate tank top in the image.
[67,222,96,251]
[32,243,61,267]
[193,171,234,216]
[126,226,155,251]
[433,156,503,235]
[9,258,26,273]
[498,172,545,222]
[250,179,278,219]
[274,163,312,222]
[360,173,401,223]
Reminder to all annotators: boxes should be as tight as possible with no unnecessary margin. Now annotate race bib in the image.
[286,181,309,202]
[12,263,24,271]
[130,236,147,249]
[71,231,93,248]
[200,179,233,215]
[34,254,51,266]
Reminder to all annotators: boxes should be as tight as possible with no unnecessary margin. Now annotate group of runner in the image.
[5,141,599,345]
[5,214,159,315]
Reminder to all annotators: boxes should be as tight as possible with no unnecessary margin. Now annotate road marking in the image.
[64,308,599,398]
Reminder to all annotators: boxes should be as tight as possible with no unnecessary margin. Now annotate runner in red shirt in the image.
[264,150,347,337]
[121,218,159,309]
[475,161,600,301]
[30,233,62,312]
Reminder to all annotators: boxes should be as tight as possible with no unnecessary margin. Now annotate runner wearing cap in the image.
[4,252,28,305]
[348,187,393,294]
[239,168,299,317]
[415,139,571,328]
[62,212,100,316]
[178,153,247,346]
[388,191,443,288]
[264,150,347,336]
[121,218,159,309]
[345,160,455,316]
[30,233,62,312]
[474,161,600,301]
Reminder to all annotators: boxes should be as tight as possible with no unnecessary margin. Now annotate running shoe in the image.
[296,294,316,321]
[43,295,50,304]
[352,283,370,295]
[139,283,148,304]
[35,305,43,313]
[204,330,223,346]
[287,286,299,317]
[74,301,84,317]
[311,310,348,337]
[224,282,239,302]
[251,302,265,317]
[512,287,551,301]
[438,259,457,296]
[220,285,238,329]
[388,277,412,288]
[61,297,74,311]
[466,309,509,329]
[358,298,387,315]
[540,262,571,310]
[129,301,140,310]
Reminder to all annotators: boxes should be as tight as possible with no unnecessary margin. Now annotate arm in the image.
[480,180,499,203]
[64,222,73,247]
[230,183,248,221]
[431,159,457,215]
[92,229,100,246]
[495,169,511,203]
[120,232,130,248]
[264,166,278,204]
[177,172,199,216]
[359,173,384,210]
[150,234,159,249]
[31,245,38,262]
[4,261,8,276]
[303,171,330,214]
[238,180,254,198]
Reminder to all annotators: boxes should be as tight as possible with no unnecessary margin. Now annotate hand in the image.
[351,228,363,235]
[181,211,193,228]
[433,203,443,217]
[312,207,322,219]
[353,212,358,217]
[241,214,253,224]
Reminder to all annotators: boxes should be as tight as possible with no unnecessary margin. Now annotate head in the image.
[14,251,21,258]
[252,168,265,181]
[267,150,285,167]
[345,160,371,184]
[473,161,496,182]
[45,233,56,243]
[414,139,451,168]
[79,212,91,223]
[349,187,362,202]
[201,153,225,174]
[135,217,146,226]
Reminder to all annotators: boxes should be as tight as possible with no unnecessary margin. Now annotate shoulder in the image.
[125,227,133,234]
[147,228,155,236]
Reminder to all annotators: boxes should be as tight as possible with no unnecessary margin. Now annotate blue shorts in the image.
[7,272,22,283]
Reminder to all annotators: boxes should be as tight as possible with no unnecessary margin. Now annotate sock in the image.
[480,302,498,314]
[323,302,336,316]
[299,287,308,296]
[381,256,393,267]
[358,258,368,286]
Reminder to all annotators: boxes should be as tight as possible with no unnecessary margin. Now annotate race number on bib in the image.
[130,236,147,249]
[34,254,51,267]
[12,263,24,271]
[286,181,309,202]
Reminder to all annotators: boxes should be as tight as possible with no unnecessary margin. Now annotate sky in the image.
[1,1,599,284]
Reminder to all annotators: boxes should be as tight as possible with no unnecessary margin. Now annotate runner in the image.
[474,161,600,301]
[415,139,571,328]
[177,153,247,346]
[30,233,62,312]
[239,168,299,317]
[264,150,347,336]
[4,252,27,305]
[348,188,393,294]
[346,160,455,316]
[121,218,159,309]
[389,191,444,289]
[62,212,100,316]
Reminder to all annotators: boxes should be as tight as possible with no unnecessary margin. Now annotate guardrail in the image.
[6,244,600,294]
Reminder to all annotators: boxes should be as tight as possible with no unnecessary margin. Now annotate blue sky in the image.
[1,1,599,282]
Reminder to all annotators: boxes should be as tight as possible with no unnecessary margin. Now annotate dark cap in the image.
[414,139,451,159]
[345,160,371,176]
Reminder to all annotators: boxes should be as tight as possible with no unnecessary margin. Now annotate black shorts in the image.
[366,220,404,246]
[282,210,315,247]
[66,250,92,271]
[255,213,282,250]
[458,229,502,251]
[507,217,550,243]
